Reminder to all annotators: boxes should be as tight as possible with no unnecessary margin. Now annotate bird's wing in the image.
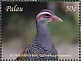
[16,46,29,60]
[51,43,58,55]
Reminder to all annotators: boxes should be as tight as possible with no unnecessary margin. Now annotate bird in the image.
[16,9,63,60]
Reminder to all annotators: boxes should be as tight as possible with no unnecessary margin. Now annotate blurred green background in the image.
[2,2,79,59]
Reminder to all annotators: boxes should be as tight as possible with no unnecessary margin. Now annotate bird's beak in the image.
[51,15,63,22]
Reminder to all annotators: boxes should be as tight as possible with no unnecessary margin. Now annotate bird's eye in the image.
[45,14,51,16]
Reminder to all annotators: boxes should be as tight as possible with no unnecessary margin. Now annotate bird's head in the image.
[36,9,63,25]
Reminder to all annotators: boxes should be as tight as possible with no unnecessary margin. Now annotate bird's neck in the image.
[34,22,53,49]
[37,22,50,37]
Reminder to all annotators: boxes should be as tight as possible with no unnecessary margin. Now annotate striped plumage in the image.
[16,9,63,60]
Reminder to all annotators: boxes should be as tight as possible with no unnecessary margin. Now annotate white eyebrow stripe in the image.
[36,12,52,18]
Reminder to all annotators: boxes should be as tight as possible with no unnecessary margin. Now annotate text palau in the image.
[5,5,23,12]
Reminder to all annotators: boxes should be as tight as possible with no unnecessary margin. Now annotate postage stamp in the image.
[1,0,79,60]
